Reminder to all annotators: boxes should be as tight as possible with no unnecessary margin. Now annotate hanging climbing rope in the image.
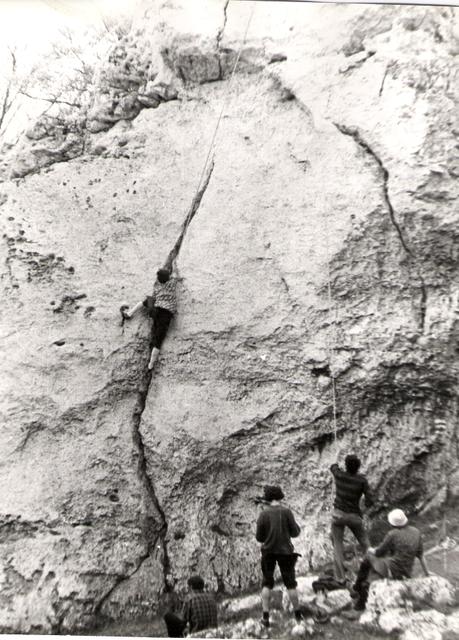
[121,2,256,368]
[163,1,256,272]
[323,204,339,451]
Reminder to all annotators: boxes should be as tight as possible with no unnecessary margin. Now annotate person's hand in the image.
[368,547,376,554]
[120,305,131,319]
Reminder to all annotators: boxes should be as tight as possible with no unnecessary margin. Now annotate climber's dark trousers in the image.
[152,307,173,349]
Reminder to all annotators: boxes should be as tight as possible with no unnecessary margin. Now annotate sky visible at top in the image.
[0,0,134,51]
[0,0,139,142]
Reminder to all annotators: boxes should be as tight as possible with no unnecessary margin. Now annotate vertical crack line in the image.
[94,363,172,621]
[103,150,217,611]
[102,123,217,618]
[132,364,172,586]
[164,158,214,270]
[93,550,151,619]
[216,0,230,80]
[333,122,427,331]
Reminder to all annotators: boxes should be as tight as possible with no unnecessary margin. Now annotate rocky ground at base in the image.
[92,528,459,640]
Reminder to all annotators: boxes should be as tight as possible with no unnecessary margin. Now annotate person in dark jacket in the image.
[330,454,374,583]
[163,575,217,637]
[122,266,177,369]
[256,485,302,628]
[351,508,429,610]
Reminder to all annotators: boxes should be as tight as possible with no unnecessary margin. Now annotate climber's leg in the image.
[348,513,369,553]
[331,511,347,582]
[147,308,173,370]
[152,307,173,349]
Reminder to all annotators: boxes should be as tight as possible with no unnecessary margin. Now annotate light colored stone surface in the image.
[0,0,458,632]
[361,576,455,637]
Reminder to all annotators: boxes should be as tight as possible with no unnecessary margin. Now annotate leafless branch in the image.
[19,90,81,108]
[0,51,17,133]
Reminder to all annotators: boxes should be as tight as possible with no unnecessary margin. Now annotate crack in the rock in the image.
[216,0,230,80]
[334,123,427,332]
[164,159,214,270]
[93,549,152,619]
[93,364,171,621]
[95,156,217,619]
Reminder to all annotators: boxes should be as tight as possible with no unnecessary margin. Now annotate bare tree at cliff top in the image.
[0,48,20,139]
[0,22,122,142]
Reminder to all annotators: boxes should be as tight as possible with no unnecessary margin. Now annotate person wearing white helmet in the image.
[351,508,429,611]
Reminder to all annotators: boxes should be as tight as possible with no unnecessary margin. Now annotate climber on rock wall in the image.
[330,454,374,585]
[122,266,178,369]
[351,508,429,611]
[163,575,218,637]
[255,485,305,628]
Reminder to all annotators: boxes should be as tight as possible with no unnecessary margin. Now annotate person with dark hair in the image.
[163,575,217,637]
[122,266,177,369]
[255,485,303,628]
[351,509,429,611]
[330,454,374,584]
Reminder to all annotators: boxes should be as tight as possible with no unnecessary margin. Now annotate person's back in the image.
[183,591,218,632]
[256,503,300,554]
[152,276,177,314]
[330,455,372,583]
[331,464,372,515]
[255,486,303,629]
[375,524,423,579]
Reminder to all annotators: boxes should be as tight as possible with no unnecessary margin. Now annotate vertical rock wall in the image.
[0,0,457,631]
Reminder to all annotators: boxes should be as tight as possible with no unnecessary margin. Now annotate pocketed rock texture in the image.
[198,575,458,639]
[361,576,456,637]
[0,0,458,632]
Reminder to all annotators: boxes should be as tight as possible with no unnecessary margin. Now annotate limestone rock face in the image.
[0,0,458,632]
[360,576,455,637]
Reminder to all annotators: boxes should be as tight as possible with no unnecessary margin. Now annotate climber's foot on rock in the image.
[148,347,160,369]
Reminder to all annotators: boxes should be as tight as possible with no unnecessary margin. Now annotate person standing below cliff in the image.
[351,508,429,611]
[330,454,374,584]
[163,575,218,637]
[122,266,177,369]
[255,485,304,628]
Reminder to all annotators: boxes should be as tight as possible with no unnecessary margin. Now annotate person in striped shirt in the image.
[122,267,177,369]
[330,454,374,584]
